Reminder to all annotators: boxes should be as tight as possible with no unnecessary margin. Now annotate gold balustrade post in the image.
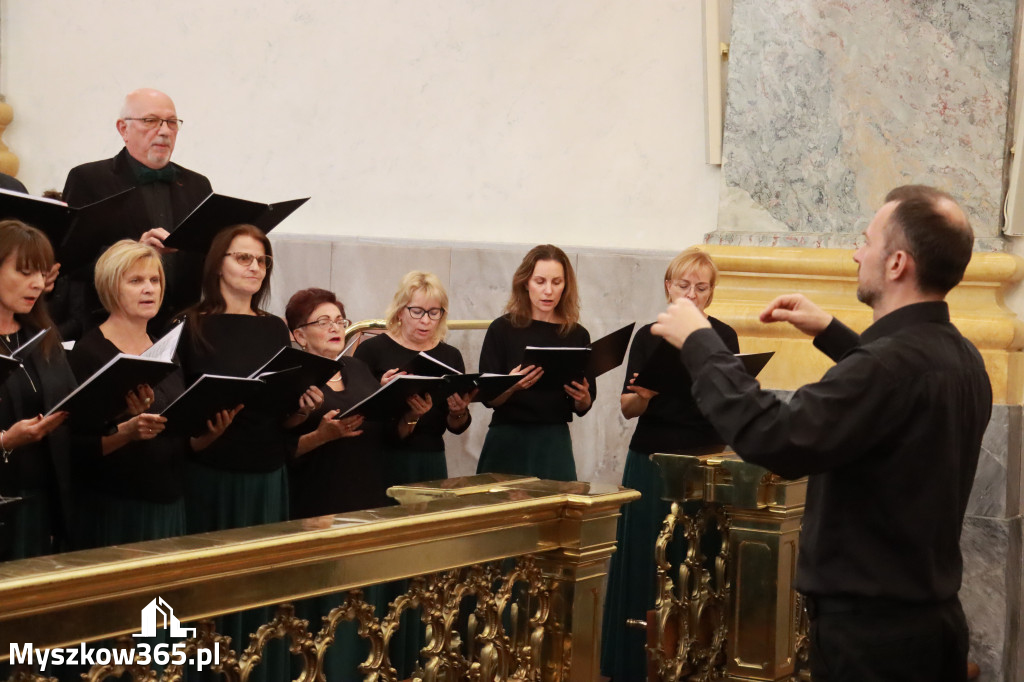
[651,451,807,682]
[389,475,638,682]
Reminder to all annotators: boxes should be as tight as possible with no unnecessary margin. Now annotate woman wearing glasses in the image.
[67,240,239,547]
[354,271,473,486]
[600,247,739,682]
[476,244,595,482]
[286,287,388,516]
[177,224,316,533]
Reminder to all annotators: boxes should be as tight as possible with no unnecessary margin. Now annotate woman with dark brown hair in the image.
[476,244,595,482]
[0,220,76,559]
[177,224,317,534]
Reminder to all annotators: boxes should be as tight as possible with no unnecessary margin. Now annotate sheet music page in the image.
[141,322,184,361]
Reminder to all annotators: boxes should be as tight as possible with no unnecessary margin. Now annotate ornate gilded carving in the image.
[39,557,555,682]
[649,501,730,682]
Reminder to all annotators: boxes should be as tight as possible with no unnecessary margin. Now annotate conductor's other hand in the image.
[759,294,833,337]
[651,299,711,350]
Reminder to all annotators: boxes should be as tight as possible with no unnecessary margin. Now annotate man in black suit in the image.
[56,88,212,337]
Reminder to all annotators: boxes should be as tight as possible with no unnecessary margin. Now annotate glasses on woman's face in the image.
[405,306,445,320]
[667,279,711,295]
[296,316,351,331]
[224,252,273,269]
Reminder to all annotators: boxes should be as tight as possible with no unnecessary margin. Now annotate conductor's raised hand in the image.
[651,298,711,349]
[759,293,832,337]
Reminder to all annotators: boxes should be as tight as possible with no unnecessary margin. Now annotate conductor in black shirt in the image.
[652,185,990,682]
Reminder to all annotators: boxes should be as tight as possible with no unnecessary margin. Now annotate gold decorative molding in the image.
[0,100,19,178]
[700,244,1024,404]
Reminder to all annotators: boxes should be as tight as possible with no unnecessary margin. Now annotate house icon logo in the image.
[133,597,196,638]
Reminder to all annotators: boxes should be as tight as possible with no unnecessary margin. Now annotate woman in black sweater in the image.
[476,244,595,482]
[600,247,739,681]
[0,220,75,559]
[177,224,316,534]
[354,271,473,486]
[68,240,237,547]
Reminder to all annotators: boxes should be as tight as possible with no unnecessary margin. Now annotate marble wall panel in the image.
[717,0,1014,239]
[266,237,335,317]
[960,514,1022,681]
[968,405,1020,519]
[328,240,452,324]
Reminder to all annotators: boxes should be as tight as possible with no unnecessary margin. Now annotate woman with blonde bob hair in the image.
[475,244,595,482]
[601,246,738,681]
[355,271,474,485]
[68,240,238,547]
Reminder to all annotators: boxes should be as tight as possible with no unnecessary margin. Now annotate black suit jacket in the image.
[55,148,213,338]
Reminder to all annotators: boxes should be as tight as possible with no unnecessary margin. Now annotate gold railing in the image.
[642,450,808,682]
[0,474,638,682]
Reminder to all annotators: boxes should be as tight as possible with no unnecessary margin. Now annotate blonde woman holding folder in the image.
[476,244,594,482]
[601,247,739,681]
[67,240,238,547]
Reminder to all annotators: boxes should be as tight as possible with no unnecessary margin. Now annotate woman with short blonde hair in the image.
[354,270,473,486]
[69,239,237,548]
[601,247,738,681]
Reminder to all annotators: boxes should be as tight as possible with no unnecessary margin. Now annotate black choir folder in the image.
[0,188,74,245]
[162,193,310,252]
[160,374,263,437]
[520,322,635,388]
[0,328,51,386]
[48,325,184,433]
[634,345,774,394]
[249,346,340,413]
[338,372,521,420]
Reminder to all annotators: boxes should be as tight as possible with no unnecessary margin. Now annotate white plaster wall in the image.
[0,0,718,253]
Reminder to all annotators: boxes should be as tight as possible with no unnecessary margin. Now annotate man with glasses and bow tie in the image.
[56,88,213,337]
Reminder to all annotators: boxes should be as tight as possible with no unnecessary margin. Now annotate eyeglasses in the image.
[667,280,711,295]
[123,117,184,131]
[296,316,351,331]
[224,252,273,269]
[405,306,445,320]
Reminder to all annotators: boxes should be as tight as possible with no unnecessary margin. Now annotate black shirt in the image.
[679,301,991,602]
[478,315,596,426]
[67,327,188,503]
[178,314,297,473]
[289,357,389,518]
[353,333,470,451]
[624,318,739,455]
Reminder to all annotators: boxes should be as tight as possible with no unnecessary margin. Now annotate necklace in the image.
[0,329,19,353]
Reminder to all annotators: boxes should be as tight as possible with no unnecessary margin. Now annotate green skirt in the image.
[476,423,577,482]
[184,464,289,682]
[79,493,186,549]
[600,449,720,680]
[385,448,448,487]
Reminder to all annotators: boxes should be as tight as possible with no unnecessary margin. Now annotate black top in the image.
[478,315,597,426]
[67,327,188,503]
[56,148,213,338]
[679,301,992,602]
[354,333,471,451]
[289,357,389,517]
[178,314,297,473]
[0,323,77,547]
[624,318,739,455]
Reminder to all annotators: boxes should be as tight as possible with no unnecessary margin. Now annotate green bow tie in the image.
[136,165,177,185]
